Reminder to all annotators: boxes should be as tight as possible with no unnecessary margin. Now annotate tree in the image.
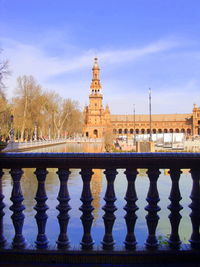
[12,78,83,141]
[104,127,114,152]
[0,49,11,141]
[62,100,83,137]
[53,98,82,139]
[0,49,10,98]
[0,95,11,140]
[13,75,43,141]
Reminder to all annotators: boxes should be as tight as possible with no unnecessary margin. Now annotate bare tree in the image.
[13,75,42,141]
[0,49,11,140]
[12,80,83,141]
[53,99,74,139]
[104,127,114,152]
[0,49,10,97]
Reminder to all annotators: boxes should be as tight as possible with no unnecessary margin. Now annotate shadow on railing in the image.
[0,152,200,264]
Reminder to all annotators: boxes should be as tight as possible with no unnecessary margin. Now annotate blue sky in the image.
[1,0,200,114]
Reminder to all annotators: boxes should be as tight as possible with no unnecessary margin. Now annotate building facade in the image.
[83,58,200,138]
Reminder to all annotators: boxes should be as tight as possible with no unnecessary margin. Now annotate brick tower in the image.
[192,104,200,135]
[83,58,110,138]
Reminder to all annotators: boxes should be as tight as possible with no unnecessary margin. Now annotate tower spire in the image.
[90,57,102,94]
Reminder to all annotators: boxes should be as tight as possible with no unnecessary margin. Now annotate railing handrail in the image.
[0,152,200,169]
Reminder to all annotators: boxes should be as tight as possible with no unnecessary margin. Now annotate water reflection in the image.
[91,169,103,223]
[2,143,193,248]
[31,142,104,153]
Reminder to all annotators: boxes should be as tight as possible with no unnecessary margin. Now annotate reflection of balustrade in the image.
[0,152,200,264]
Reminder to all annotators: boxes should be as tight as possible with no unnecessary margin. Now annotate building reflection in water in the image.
[91,169,103,222]
[21,143,104,224]
[164,169,190,175]
[80,143,104,222]
[1,143,193,246]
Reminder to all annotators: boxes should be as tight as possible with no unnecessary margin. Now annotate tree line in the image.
[0,50,83,142]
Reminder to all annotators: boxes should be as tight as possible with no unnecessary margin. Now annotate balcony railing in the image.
[0,152,200,265]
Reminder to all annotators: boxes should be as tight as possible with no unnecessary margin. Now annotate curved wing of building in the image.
[83,59,200,138]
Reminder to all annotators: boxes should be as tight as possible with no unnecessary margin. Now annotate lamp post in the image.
[126,114,128,144]
[149,88,152,141]
[133,104,136,145]
[48,125,51,140]
[9,115,14,143]
[34,122,37,141]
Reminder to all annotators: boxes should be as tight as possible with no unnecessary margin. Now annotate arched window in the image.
[130,129,133,134]
[119,129,122,134]
[175,129,179,133]
[93,129,98,138]
[158,129,162,133]
[124,129,128,134]
[136,129,139,134]
[153,129,156,134]
[147,129,150,134]
[187,129,191,135]
[113,129,117,134]
[141,129,145,134]
[164,129,168,133]
[170,129,173,133]
[181,129,185,133]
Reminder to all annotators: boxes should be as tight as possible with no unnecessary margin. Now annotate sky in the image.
[0,0,200,115]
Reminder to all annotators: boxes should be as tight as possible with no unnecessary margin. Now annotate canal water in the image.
[2,143,192,248]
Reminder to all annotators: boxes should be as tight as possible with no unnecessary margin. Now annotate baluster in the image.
[124,169,138,250]
[102,169,118,250]
[189,169,200,249]
[9,168,26,248]
[0,169,6,247]
[168,169,183,249]
[79,169,94,249]
[56,168,71,249]
[145,168,161,249]
[34,168,49,249]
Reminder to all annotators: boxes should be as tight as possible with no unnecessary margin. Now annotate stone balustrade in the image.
[0,152,200,264]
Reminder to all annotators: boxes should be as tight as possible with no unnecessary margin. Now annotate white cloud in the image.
[3,37,178,75]
[105,79,200,115]
[1,36,179,98]
[3,35,198,116]
[98,39,179,64]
